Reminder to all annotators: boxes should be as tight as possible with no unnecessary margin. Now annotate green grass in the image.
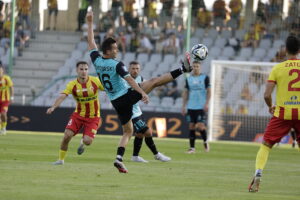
[0,131,299,200]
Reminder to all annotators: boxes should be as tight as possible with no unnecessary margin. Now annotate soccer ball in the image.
[191,44,208,61]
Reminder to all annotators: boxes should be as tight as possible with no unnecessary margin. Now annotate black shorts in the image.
[49,8,58,16]
[132,115,149,134]
[186,109,207,124]
[111,89,142,125]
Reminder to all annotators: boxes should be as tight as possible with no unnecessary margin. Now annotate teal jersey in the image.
[185,73,210,110]
[90,49,130,100]
[131,75,143,119]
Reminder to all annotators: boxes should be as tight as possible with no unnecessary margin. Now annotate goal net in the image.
[208,60,279,143]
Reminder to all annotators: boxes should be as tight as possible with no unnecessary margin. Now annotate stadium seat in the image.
[77,41,88,52]
[201,37,214,49]
[164,54,176,65]
[149,53,162,65]
[214,38,227,48]
[190,37,201,46]
[209,46,222,58]
[252,48,266,61]
[234,29,246,41]
[239,47,252,60]
[123,52,135,65]
[220,30,232,39]
[221,46,235,58]
[194,28,205,38]
[137,53,149,64]
[273,39,284,49]
[259,39,272,49]
[207,29,219,40]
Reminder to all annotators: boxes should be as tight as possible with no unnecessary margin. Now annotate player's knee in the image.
[135,133,144,138]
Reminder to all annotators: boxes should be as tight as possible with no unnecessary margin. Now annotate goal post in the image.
[208,60,278,143]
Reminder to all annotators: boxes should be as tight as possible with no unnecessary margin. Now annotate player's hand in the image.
[204,103,209,112]
[141,93,149,104]
[268,105,275,115]
[46,107,55,114]
[86,11,93,23]
[181,107,186,115]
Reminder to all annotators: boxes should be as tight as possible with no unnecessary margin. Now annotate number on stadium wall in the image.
[104,114,119,131]
[288,69,300,91]
[147,117,182,135]
[228,121,242,138]
[101,74,113,91]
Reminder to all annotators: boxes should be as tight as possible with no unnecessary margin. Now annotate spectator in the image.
[123,0,135,25]
[162,32,179,57]
[117,31,126,57]
[240,83,253,101]
[76,0,92,31]
[0,0,5,20]
[17,0,31,30]
[222,104,233,114]
[0,18,11,52]
[148,0,158,23]
[136,33,153,57]
[229,0,242,28]
[116,16,128,34]
[196,7,211,28]
[144,20,161,51]
[15,23,30,56]
[111,0,122,21]
[166,80,179,100]
[256,0,266,23]
[175,24,185,52]
[192,0,206,17]
[265,0,282,24]
[162,21,175,36]
[130,32,140,52]
[242,24,260,48]
[271,45,287,62]
[161,0,174,20]
[129,10,140,32]
[46,0,58,30]
[99,11,114,33]
[226,36,240,53]
[213,0,227,31]
[236,104,248,115]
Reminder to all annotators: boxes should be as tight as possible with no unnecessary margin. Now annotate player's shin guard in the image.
[117,147,125,161]
[1,122,7,129]
[145,136,158,155]
[255,144,271,175]
[189,130,196,148]
[133,137,143,156]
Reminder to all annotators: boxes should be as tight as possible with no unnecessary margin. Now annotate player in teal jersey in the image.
[128,61,171,163]
[182,60,211,154]
[86,11,191,173]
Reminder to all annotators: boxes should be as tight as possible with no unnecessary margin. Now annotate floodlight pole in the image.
[8,0,16,76]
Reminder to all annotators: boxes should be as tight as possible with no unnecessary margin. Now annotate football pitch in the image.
[0,131,299,200]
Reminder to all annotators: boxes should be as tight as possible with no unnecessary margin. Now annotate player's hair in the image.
[129,61,140,66]
[286,35,300,55]
[101,37,117,54]
[76,61,88,68]
[193,60,201,65]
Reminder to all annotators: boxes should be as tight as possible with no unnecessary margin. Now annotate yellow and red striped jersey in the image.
[0,75,13,102]
[62,76,104,118]
[268,59,300,120]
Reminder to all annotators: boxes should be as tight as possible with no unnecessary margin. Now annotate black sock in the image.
[199,129,207,142]
[291,130,296,141]
[145,137,158,155]
[170,68,183,79]
[133,137,143,156]
[189,130,196,148]
[117,147,125,161]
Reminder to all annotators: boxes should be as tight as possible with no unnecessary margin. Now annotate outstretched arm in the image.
[46,94,68,114]
[86,11,97,50]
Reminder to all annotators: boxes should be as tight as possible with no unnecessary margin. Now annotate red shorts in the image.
[0,101,10,113]
[65,113,101,139]
[263,116,300,145]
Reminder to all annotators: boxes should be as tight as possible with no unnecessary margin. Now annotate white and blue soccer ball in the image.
[191,44,208,61]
